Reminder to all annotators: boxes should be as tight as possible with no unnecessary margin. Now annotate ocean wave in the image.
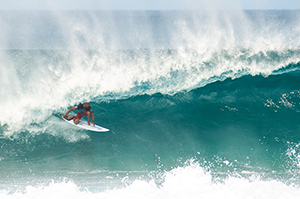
[1,10,300,131]
[1,161,299,199]
[1,47,300,132]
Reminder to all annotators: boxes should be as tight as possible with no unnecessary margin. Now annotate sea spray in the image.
[1,161,300,199]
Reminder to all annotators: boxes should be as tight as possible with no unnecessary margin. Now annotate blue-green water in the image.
[1,10,300,198]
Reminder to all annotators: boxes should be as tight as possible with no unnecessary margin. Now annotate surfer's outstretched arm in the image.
[91,112,95,126]
[87,111,95,126]
[61,106,76,118]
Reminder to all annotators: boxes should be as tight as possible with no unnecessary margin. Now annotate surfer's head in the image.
[83,102,90,106]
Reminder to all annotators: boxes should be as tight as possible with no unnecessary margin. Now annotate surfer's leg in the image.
[74,111,86,125]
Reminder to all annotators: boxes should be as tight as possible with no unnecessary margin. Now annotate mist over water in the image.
[1,10,300,50]
[1,8,300,198]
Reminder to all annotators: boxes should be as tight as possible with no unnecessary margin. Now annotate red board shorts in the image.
[75,111,87,120]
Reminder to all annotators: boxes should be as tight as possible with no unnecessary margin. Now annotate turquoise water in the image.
[1,10,300,198]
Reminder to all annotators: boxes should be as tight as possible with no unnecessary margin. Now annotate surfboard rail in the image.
[62,117,109,132]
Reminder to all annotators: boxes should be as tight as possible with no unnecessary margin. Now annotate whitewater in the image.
[1,10,300,198]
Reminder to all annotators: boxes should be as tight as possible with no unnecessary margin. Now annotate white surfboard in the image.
[62,117,109,132]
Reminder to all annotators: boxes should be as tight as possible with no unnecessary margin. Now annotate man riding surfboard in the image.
[61,102,95,126]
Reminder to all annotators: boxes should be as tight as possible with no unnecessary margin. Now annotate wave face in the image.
[1,10,300,198]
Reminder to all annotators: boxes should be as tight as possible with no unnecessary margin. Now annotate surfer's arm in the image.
[62,106,76,118]
[91,112,95,126]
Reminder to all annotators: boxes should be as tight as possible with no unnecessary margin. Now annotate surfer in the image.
[61,102,95,126]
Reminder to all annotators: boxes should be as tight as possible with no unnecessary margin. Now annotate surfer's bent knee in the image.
[74,119,79,124]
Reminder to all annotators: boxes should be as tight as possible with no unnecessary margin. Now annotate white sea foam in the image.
[0,11,300,134]
[1,163,299,199]
[0,48,299,135]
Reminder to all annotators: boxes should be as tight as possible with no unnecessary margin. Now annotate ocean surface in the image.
[1,10,300,198]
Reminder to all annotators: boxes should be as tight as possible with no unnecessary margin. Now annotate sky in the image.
[0,0,299,10]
